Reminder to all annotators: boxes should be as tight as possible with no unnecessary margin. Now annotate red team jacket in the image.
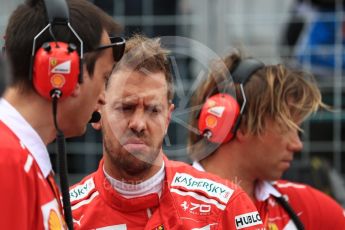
[0,121,66,229]
[255,180,345,229]
[193,161,345,229]
[70,157,264,229]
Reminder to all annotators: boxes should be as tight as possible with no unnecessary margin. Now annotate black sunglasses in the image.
[96,36,126,62]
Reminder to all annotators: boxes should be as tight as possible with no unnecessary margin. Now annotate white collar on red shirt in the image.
[192,161,282,201]
[103,161,165,198]
[255,180,281,201]
[0,98,52,178]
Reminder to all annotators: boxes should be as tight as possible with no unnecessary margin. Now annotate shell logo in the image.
[48,209,63,230]
[50,74,66,88]
[205,115,217,128]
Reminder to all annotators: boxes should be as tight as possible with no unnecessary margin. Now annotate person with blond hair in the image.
[188,51,345,229]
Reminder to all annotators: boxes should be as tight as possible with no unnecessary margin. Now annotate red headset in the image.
[197,58,264,144]
[29,0,83,100]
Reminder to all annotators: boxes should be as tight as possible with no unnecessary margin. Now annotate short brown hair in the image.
[112,34,174,102]
[188,50,327,160]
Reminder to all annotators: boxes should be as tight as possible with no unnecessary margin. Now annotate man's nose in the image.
[288,130,303,153]
[128,108,146,134]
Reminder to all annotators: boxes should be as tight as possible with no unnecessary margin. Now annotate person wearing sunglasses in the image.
[0,0,124,229]
[188,50,345,230]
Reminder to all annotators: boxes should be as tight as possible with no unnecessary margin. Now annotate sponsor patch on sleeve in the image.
[235,211,263,229]
[69,178,95,202]
[41,199,65,229]
[171,172,234,204]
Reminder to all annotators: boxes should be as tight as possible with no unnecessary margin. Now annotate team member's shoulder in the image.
[273,180,307,190]
[0,121,32,171]
[271,180,310,201]
[273,180,345,229]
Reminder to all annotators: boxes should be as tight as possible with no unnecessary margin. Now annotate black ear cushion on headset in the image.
[33,41,80,100]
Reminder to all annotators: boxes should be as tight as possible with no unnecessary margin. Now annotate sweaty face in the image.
[101,69,173,178]
[244,118,303,181]
[60,30,114,137]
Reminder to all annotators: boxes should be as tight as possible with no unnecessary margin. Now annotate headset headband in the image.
[230,58,264,111]
[231,58,265,85]
[229,58,264,134]
[44,0,69,25]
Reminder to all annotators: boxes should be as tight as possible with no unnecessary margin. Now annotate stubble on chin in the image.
[103,126,164,179]
[104,141,157,179]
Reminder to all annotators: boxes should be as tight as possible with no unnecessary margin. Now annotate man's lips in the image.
[124,138,146,145]
[281,158,293,168]
[123,138,148,152]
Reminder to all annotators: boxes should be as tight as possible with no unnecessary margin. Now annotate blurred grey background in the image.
[1,0,344,205]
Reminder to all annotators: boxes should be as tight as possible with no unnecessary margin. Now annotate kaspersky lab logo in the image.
[171,172,234,204]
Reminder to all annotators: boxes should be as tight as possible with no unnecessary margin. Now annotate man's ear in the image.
[71,65,88,97]
[235,126,249,143]
[167,103,175,124]
[164,103,174,135]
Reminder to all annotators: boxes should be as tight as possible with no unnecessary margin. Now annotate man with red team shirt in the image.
[188,51,345,229]
[0,0,122,228]
[69,35,264,230]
